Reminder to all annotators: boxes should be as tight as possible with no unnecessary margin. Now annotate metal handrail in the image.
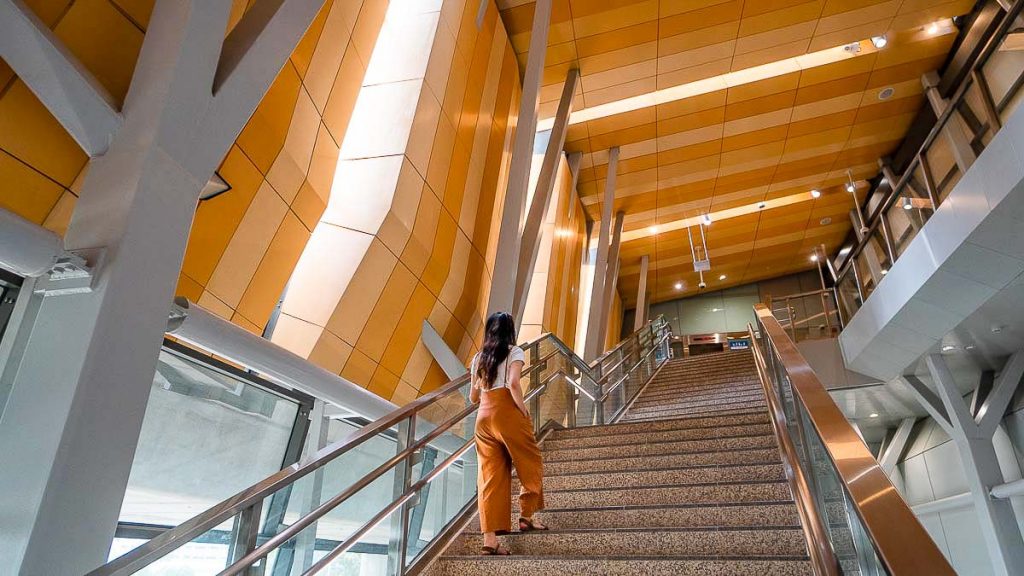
[599,332,671,401]
[93,317,670,576]
[752,304,956,575]
[834,0,1024,291]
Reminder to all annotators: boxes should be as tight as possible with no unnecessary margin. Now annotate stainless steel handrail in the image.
[752,304,956,575]
[93,317,671,576]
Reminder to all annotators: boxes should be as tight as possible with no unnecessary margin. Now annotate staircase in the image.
[427,350,812,575]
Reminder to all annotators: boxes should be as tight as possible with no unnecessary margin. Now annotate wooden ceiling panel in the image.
[497,0,969,306]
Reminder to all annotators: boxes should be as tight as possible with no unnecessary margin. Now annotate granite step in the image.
[429,557,813,576]
[640,378,760,395]
[543,433,777,462]
[543,422,772,450]
[536,480,793,510]
[448,526,808,557]
[631,390,766,412]
[624,399,767,420]
[471,501,802,532]
[529,463,786,492]
[622,406,768,423]
[544,447,780,475]
[548,411,769,440]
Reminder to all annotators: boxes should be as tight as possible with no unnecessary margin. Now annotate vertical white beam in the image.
[0,0,122,156]
[922,71,977,174]
[598,211,624,347]
[924,354,1024,576]
[0,1,325,572]
[513,68,579,321]
[634,254,649,331]
[584,147,619,360]
[879,418,916,475]
[487,0,552,316]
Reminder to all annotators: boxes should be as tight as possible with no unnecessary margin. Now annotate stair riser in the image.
[544,435,776,462]
[544,448,780,475]
[632,390,765,411]
[624,402,767,421]
[472,503,801,532]
[637,381,761,399]
[536,482,792,509]
[549,412,768,440]
[526,464,784,492]
[430,558,813,576]
[544,423,772,449]
[450,529,807,557]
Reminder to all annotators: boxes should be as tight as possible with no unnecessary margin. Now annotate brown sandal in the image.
[480,544,511,555]
[518,517,549,532]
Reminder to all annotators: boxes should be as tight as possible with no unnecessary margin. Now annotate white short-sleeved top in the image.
[472,346,525,391]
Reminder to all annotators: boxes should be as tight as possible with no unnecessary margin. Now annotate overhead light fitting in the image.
[757,202,766,210]
[903,196,913,210]
[870,35,888,49]
[927,21,942,35]
[810,189,821,198]
[649,225,659,234]
[701,213,712,226]
[674,282,683,290]
[941,344,957,352]
[711,308,722,312]
[869,413,879,418]
[845,181,857,193]
[881,269,888,275]
[810,254,819,262]
[719,274,727,281]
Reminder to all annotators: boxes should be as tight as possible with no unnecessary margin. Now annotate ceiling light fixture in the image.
[674,282,683,290]
[941,344,957,352]
[927,21,942,35]
[701,213,712,226]
[870,35,888,49]
[869,413,879,418]
[719,274,727,281]
[649,225,659,234]
[845,181,857,193]
[810,189,821,198]
[757,202,766,210]
[810,254,819,262]
[881,269,888,275]
[903,196,913,210]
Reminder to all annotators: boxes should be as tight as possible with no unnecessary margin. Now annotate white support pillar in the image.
[907,355,1024,576]
[583,147,619,361]
[598,211,624,347]
[554,152,582,337]
[513,67,579,322]
[421,320,470,380]
[922,71,978,174]
[0,1,325,573]
[487,0,552,316]
[878,418,916,475]
[634,254,649,331]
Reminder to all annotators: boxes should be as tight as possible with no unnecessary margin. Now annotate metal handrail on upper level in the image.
[90,317,671,576]
[750,304,955,575]
[833,0,1024,324]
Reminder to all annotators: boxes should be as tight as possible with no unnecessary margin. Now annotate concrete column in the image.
[598,212,624,347]
[583,148,619,360]
[906,354,1024,576]
[487,0,552,316]
[513,67,579,322]
[634,255,650,331]
[922,71,977,174]
[0,1,323,573]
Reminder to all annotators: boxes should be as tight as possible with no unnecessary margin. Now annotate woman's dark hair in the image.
[476,311,516,389]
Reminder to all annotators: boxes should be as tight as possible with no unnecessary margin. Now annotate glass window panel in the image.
[117,349,301,529]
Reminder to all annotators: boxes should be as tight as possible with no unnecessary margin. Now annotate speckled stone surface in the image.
[544,447,780,475]
[448,527,807,557]
[526,463,785,492]
[549,411,769,440]
[537,480,793,509]
[623,401,768,422]
[633,386,764,407]
[544,433,777,462]
[427,557,813,576]
[543,422,773,450]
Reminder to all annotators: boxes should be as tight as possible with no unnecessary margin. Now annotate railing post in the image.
[972,69,1002,131]
[918,153,941,210]
[227,501,263,575]
[879,215,896,264]
[387,415,416,576]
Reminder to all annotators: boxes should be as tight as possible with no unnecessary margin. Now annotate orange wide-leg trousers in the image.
[475,388,545,533]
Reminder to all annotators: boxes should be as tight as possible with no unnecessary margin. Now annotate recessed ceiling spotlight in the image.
[869,413,879,418]
[810,189,821,198]
[881,269,888,275]
[941,344,957,352]
[878,86,896,100]
[992,325,1004,334]
[711,307,723,312]
[757,201,766,210]
[649,225,659,234]
[903,196,913,210]
[674,282,683,290]
[701,213,712,226]
[820,217,832,226]
[871,35,888,49]
[927,21,941,35]
[965,345,976,351]
[719,274,727,281]
[810,254,819,262]
[845,181,857,193]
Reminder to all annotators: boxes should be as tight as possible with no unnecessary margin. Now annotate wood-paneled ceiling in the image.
[498,0,974,308]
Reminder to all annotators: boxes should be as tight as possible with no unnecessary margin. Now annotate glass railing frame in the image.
[833,0,1024,325]
[750,304,955,575]
[91,317,671,576]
